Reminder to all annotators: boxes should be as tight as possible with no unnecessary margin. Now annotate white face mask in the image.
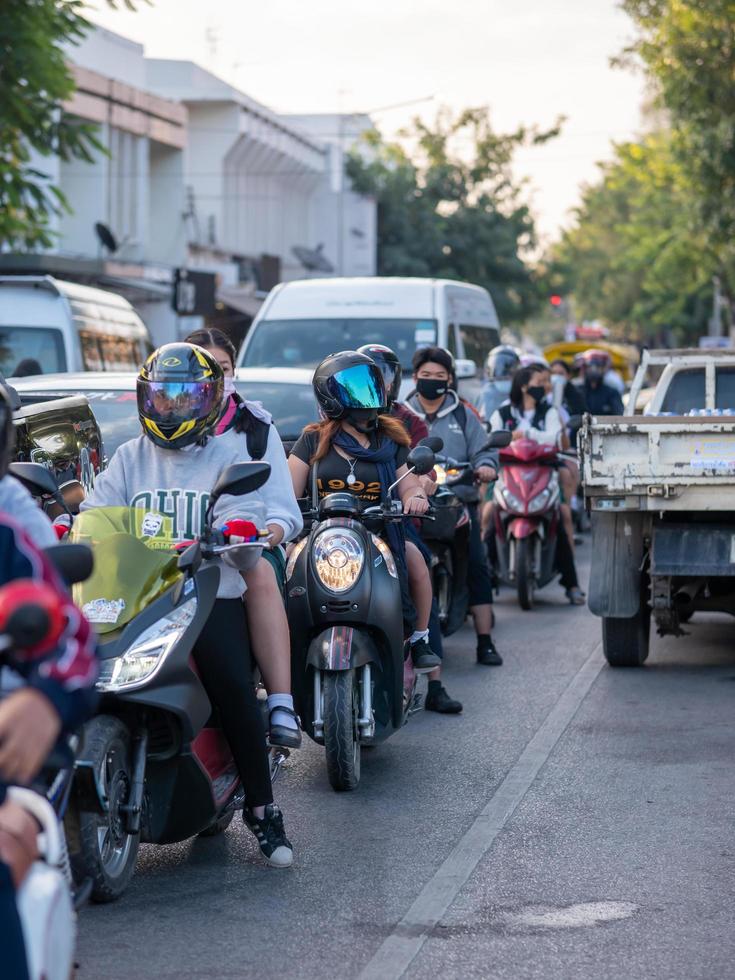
[492,379,512,394]
[223,376,236,397]
[550,374,566,390]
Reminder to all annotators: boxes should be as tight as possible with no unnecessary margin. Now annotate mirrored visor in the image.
[138,380,220,422]
[326,363,385,409]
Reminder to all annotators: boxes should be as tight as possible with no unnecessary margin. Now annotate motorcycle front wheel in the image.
[516,537,536,611]
[323,670,361,792]
[66,715,139,903]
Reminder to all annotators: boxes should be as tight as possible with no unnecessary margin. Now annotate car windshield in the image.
[0,326,66,376]
[242,318,438,371]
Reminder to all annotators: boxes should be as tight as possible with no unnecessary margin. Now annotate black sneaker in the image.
[243,804,293,867]
[268,707,302,749]
[410,638,441,674]
[477,638,503,666]
[424,684,463,714]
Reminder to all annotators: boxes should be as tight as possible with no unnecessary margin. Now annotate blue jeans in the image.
[0,860,29,980]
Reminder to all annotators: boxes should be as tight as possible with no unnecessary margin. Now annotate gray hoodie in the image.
[81,430,270,598]
[406,390,498,503]
[0,476,57,548]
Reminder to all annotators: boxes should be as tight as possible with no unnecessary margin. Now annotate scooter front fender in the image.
[306,627,380,671]
[509,517,540,540]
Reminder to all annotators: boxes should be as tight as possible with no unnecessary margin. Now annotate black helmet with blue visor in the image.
[313,350,386,433]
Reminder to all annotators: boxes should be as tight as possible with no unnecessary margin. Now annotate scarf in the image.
[333,430,407,574]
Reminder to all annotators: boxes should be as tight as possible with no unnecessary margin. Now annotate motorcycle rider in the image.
[80,343,294,867]
[185,328,303,749]
[287,350,443,676]
[489,366,585,605]
[407,347,503,667]
[356,344,462,715]
[579,349,625,416]
[477,345,521,420]
[0,387,98,980]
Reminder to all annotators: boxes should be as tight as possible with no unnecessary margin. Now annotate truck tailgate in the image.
[581,416,735,510]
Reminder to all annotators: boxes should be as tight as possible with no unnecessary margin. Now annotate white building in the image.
[1,26,376,347]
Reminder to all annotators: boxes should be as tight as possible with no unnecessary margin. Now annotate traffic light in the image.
[549,294,563,307]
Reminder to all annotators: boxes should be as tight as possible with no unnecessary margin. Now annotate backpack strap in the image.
[234,403,271,461]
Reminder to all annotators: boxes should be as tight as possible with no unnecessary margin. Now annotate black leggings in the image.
[555,521,579,590]
[192,598,273,807]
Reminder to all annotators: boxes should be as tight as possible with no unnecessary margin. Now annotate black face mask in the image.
[345,409,379,434]
[416,378,449,401]
[527,385,546,405]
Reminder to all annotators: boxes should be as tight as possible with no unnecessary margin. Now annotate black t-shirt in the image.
[290,430,409,504]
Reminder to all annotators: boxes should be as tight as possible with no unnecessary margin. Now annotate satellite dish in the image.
[292,243,334,274]
[94,222,118,254]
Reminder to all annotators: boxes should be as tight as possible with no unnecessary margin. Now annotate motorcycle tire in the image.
[516,538,536,611]
[66,715,139,903]
[198,811,235,837]
[323,670,361,792]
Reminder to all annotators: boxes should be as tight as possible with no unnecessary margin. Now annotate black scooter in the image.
[287,444,436,791]
[66,462,278,902]
[422,430,512,634]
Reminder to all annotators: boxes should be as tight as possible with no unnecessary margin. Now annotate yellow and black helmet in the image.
[137,343,223,450]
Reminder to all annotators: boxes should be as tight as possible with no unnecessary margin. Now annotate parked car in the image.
[13,367,318,459]
[237,277,501,400]
[0,275,153,377]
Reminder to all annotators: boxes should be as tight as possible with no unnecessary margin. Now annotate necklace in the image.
[346,456,358,486]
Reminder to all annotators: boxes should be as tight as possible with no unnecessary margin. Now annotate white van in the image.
[237,277,500,396]
[0,276,153,377]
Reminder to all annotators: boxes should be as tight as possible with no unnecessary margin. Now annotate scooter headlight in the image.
[527,487,551,513]
[312,528,364,593]
[500,485,524,512]
[96,597,197,692]
[285,538,307,580]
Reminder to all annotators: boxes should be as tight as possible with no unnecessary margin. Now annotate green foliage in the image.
[0,1,144,251]
[621,0,735,246]
[347,108,563,323]
[552,133,716,345]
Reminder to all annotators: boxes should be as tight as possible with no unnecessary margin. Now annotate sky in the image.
[88,0,646,245]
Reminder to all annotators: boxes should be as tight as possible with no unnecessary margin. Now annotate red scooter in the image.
[492,438,562,610]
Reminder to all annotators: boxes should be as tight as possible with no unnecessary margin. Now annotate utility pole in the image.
[708,275,723,337]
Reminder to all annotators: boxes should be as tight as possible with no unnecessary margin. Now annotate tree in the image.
[347,108,562,323]
[621,0,735,279]
[551,132,716,345]
[0,1,141,251]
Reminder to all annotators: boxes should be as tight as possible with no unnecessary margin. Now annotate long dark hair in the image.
[184,328,237,371]
[510,366,535,408]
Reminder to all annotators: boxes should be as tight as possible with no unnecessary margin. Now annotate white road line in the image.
[358,644,605,980]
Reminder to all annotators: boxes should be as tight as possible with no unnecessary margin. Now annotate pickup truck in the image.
[580,347,735,666]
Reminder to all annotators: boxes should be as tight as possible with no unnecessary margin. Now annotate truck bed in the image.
[580,415,735,511]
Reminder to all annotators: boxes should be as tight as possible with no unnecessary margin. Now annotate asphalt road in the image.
[76,551,735,980]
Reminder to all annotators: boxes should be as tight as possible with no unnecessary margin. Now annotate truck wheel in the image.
[66,715,139,902]
[602,606,651,667]
[516,538,535,611]
[323,670,361,792]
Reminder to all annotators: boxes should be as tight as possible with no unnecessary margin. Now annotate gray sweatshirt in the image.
[81,431,269,598]
[406,390,498,503]
[0,476,57,548]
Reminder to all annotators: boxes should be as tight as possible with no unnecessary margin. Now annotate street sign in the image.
[172,268,216,315]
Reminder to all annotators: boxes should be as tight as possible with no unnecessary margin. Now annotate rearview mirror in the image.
[419,435,444,454]
[407,444,436,476]
[485,430,512,449]
[211,462,271,502]
[455,358,477,380]
[9,461,60,498]
[43,543,94,586]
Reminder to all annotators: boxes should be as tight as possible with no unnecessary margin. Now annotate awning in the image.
[217,286,264,318]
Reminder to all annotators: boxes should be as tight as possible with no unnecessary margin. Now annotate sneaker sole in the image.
[413,663,440,675]
[265,851,293,868]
